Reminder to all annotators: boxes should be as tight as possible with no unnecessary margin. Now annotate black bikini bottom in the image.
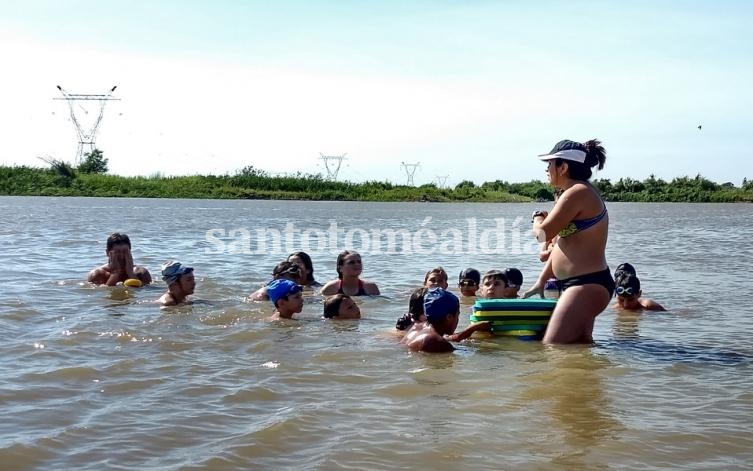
[557,268,615,297]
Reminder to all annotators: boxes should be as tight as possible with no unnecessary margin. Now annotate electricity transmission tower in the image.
[319,153,348,180]
[435,175,449,188]
[401,161,421,186]
[54,85,119,164]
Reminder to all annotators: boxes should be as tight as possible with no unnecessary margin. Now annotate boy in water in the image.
[88,232,152,286]
[323,294,362,320]
[614,274,665,312]
[401,288,491,353]
[479,270,512,299]
[457,268,481,297]
[157,261,195,306]
[267,279,304,319]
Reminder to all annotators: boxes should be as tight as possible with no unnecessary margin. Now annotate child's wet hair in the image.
[323,293,350,319]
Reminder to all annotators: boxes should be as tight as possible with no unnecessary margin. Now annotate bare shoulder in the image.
[404,327,454,353]
[421,334,455,353]
[641,298,666,311]
[320,279,339,296]
[249,286,269,301]
[363,280,380,295]
[157,293,176,306]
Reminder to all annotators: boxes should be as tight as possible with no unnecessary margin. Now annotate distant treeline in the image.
[1,164,752,202]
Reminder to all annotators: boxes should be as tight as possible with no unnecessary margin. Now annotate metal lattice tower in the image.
[54,85,119,164]
[401,161,421,186]
[435,175,449,188]
[319,153,347,180]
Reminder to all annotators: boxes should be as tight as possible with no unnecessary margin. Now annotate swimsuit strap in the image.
[338,278,368,296]
[559,205,607,238]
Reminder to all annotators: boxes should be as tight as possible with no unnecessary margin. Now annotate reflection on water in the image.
[520,348,622,470]
[613,311,642,339]
[1,198,753,470]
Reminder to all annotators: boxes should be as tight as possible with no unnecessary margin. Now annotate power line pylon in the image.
[401,161,421,186]
[319,152,348,180]
[54,85,119,164]
[435,175,449,188]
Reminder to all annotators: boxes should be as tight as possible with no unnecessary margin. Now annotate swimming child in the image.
[267,279,304,319]
[157,261,195,306]
[457,268,481,297]
[424,267,449,289]
[401,288,491,353]
[614,274,665,312]
[479,270,513,299]
[323,294,362,320]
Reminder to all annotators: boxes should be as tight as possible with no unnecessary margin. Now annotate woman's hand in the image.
[531,210,548,223]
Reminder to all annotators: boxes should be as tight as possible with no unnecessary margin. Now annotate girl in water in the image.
[320,250,380,296]
[287,251,321,288]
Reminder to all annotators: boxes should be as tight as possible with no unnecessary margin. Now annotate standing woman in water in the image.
[524,139,613,344]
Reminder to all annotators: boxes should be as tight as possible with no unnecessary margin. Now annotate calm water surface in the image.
[1,197,752,470]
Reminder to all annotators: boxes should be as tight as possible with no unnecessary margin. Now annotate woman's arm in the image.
[532,187,584,242]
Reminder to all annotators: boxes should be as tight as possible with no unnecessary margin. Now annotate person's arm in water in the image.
[446,321,492,342]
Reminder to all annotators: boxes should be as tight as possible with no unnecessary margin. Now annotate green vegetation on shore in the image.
[2,160,752,202]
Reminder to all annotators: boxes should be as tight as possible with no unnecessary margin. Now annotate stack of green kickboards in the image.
[470,298,557,340]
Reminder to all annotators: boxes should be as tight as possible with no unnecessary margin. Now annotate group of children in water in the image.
[88,232,665,353]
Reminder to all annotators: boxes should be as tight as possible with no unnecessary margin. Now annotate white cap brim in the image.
[537,149,587,163]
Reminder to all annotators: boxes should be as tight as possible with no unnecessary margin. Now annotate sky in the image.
[1,0,752,186]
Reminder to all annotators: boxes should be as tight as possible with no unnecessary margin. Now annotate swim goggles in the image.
[615,286,636,296]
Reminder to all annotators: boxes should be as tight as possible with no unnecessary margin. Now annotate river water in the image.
[1,196,752,470]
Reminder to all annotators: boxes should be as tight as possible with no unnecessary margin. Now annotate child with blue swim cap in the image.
[401,288,491,353]
[267,279,304,319]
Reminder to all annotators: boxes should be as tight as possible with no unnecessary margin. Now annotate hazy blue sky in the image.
[2,0,752,185]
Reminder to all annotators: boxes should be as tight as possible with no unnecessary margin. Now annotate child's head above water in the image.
[480,270,517,299]
[424,267,449,289]
[615,274,641,298]
[423,288,460,334]
[323,294,361,319]
[458,268,481,296]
